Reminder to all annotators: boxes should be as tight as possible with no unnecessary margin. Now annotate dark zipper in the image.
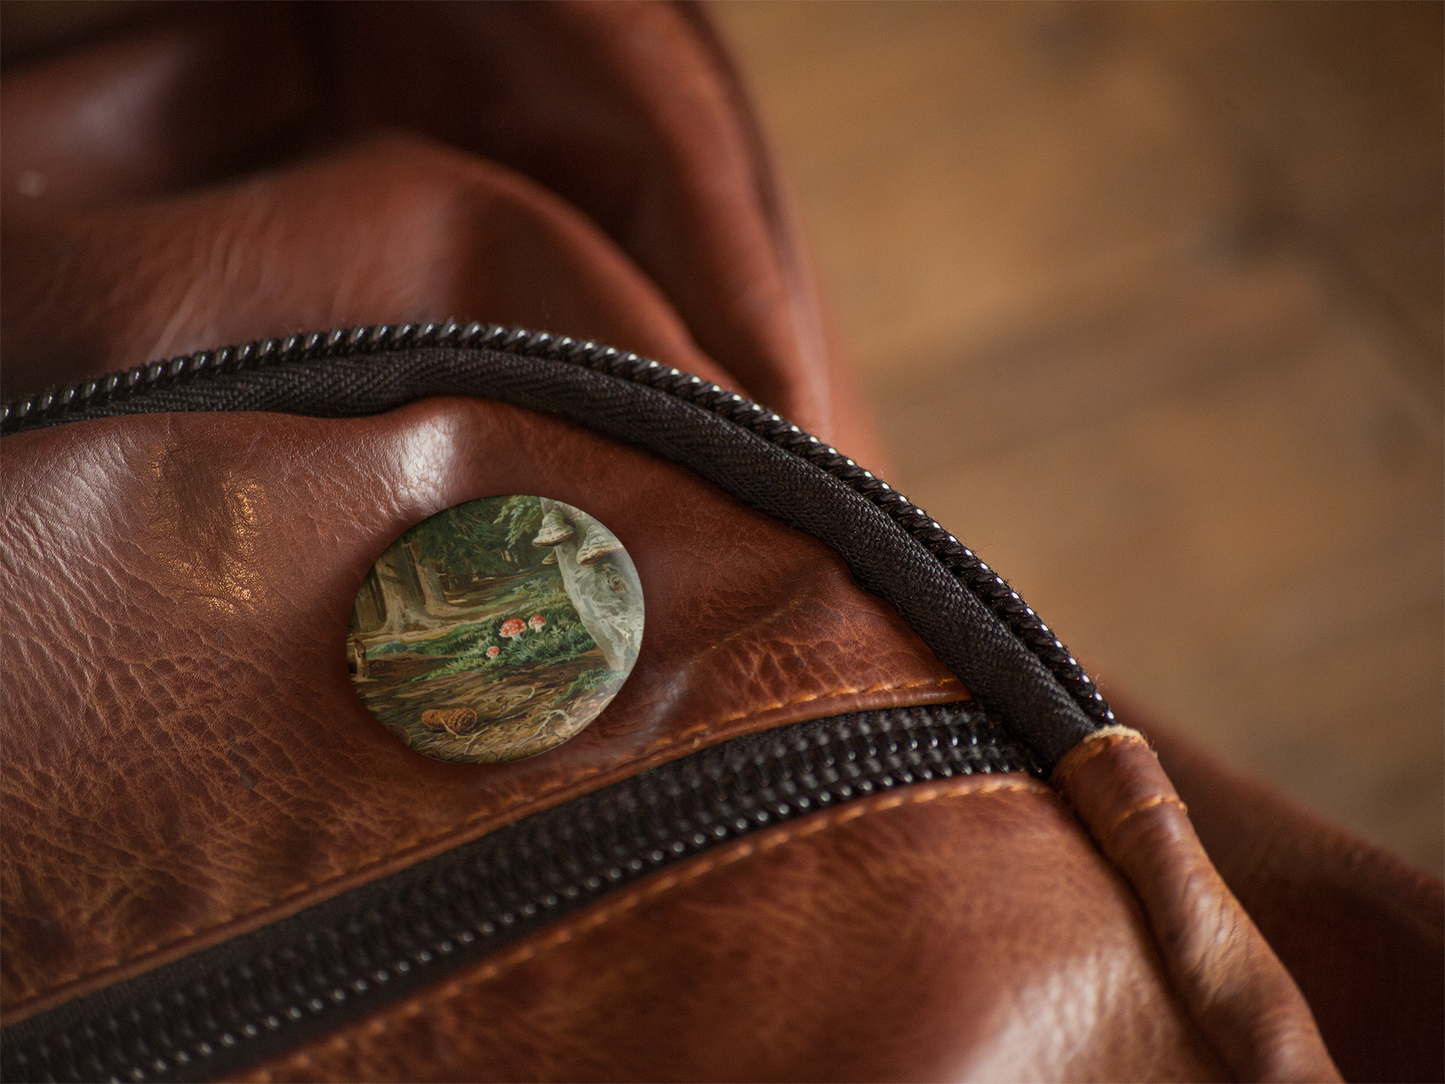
[3,323,1111,1081]
[1,704,1039,1084]
[0,321,1113,743]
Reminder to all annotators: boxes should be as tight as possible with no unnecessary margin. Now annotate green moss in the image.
[421,602,598,681]
[558,667,622,703]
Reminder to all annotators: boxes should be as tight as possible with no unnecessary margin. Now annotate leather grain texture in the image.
[0,0,897,1025]
[0,0,883,468]
[231,778,1230,1084]
[2,2,1437,1080]
[1143,717,1445,1084]
[4,133,741,404]
[0,400,960,1024]
[1052,728,1340,1082]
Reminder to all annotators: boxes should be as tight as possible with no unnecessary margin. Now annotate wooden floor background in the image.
[711,1,1443,873]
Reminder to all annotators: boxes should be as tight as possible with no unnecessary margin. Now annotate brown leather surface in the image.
[231,778,1230,1084]
[1140,717,1445,1084]
[0,1,904,1021]
[1,3,1429,1081]
[3,133,739,405]
[1052,728,1340,1083]
[0,401,961,1024]
[0,0,884,468]
[0,2,313,216]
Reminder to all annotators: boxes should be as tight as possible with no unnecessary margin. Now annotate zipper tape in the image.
[1,704,1039,1084]
[0,323,1112,769]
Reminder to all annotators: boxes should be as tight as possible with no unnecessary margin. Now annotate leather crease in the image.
[1053,728,1341,1082]
[3,676,962,1021]
[231,777,1230,1084]
[4,2,1432,1079]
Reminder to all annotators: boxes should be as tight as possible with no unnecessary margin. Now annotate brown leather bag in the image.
[2,4,1438,1081]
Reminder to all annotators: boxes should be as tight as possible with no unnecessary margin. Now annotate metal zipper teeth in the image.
[3,705,1040,1084]
[0,322,1112,726]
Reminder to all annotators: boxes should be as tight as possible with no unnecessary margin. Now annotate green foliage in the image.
[404,502,486,571]
[558,667,622,704]
[508,571,566,607]
[422,600,598,680]
[496,495,545,549]
[370,620,488,658]
[503,618,596,666]
[366,569,570,663]
[399,496,547,579]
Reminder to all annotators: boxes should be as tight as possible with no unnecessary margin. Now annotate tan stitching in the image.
[11,677,963,1010]
[662,675,961,740]
[1100,793,1188,841]
[1049,725,1148,788]
[240,777,1048,1082]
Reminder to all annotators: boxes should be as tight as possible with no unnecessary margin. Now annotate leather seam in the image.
[1049,725,1148,788]
[1099,793,1188,843]
[241,777,1051,1081]
[7,676,964,1011]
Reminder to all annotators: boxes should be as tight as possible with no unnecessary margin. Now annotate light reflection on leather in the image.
[145,441,268,614]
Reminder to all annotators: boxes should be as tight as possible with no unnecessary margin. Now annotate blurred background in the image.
[3,0,1439,874]
[711,1,1443,873]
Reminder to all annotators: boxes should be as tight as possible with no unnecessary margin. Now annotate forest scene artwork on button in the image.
[348,496,643,764]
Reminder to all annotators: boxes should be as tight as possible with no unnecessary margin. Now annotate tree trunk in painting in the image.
[415,557,469,617]
[538,500,644,671]
[372,544,439,635]
[351,566,388,633]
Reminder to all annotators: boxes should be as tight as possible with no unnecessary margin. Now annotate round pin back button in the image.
[348,496,643,763]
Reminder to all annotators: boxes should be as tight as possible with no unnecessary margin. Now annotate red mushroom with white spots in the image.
[485,645,500,659]
[499,617,527,639]
[529,615,546,631]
